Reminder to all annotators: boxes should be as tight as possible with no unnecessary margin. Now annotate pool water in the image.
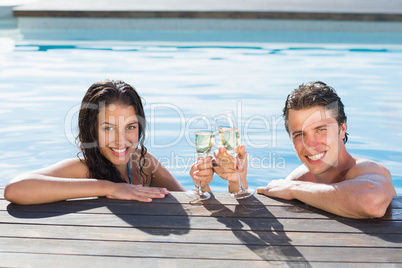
[0,42,401,195]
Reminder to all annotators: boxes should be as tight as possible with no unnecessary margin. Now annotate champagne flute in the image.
[216,112,255,199]
[187,115,214,200]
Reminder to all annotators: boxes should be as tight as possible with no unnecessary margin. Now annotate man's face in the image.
[287,106,346,176]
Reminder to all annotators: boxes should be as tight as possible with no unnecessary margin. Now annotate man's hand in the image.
[213,145,248,193]
[257,179,294,200]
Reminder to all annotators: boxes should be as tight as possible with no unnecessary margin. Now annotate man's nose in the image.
[303,133,320,151]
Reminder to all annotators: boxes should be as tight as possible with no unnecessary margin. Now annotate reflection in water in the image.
[0,44,401,195]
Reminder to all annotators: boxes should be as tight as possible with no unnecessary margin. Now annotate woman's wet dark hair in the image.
[77,79,150,184]
[283,81,348,144]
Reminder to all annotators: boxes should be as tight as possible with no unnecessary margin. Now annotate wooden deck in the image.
[1,188,401,267]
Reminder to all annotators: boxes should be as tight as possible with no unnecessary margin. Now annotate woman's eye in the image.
[127,125,137,130]
[104,126,114,131]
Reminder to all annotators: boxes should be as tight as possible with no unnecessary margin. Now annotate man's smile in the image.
[306,151,326,161]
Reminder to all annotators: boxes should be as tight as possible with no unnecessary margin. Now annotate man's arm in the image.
[257,162,396,219]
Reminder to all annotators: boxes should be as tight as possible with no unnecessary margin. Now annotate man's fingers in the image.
[213,166,237,175]
[256,187,267,194]
[214,147,229,158]
[238,145,246,157]
[214,154,236,170]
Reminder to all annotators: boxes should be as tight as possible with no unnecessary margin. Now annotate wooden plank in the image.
[1,188,401,208]
[0,188,295,205]
[1,237,401,263]
[0,188,300,206]
[0,189,299,206]
[0,199,353,220]
[2,195,401,220]
[0,253,289,268]
[1,188,401,205]
[0,223,401,248]
[2,201,400,220]
[0,198,326,217]
[1,210,401,234]
[1,188,401,266]
[2,253,393,268]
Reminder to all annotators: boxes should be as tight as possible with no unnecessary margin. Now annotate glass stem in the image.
[197,181,203,195]
[237,172,246,192]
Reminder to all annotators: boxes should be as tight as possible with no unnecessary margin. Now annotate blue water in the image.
[0,42,401,195]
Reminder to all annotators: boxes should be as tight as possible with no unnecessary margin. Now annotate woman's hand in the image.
[106,183,169,202]
[213,145,248,193]
[189,156,213,192]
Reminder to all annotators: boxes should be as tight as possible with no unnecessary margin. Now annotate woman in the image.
[5,79,197,205]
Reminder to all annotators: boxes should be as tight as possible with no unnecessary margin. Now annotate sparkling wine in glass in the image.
[216,112,255,199]
[195,131,215,158]
[187,115,214,200]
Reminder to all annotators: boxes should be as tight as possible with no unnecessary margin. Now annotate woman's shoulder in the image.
[133,149,184,191]
[133,149,159,168]
[144,150,159,163]
[31,158,89,178]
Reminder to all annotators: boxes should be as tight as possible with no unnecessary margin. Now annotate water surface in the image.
[0,42,401,194]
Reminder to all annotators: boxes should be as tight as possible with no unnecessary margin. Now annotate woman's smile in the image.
[110,147,131,157]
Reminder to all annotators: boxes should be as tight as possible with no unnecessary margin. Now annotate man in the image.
[192,81,396,219]
[255,81,396,218]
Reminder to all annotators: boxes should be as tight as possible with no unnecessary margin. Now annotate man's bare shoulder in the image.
[346,157,391,181]
[285,165,316,182]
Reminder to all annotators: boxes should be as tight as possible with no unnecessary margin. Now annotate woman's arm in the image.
[143,152,186,191]
[4,158,168,205]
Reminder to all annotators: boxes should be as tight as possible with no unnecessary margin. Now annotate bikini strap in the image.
[127,162,132,184]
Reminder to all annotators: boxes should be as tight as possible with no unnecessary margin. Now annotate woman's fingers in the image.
[133,185,169,199]
[107,184,169,202]
[194,169,213,184]
[192,156,214,184]
[197,156,213,169]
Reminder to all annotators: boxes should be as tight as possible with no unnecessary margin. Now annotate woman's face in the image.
[97,102,139,167]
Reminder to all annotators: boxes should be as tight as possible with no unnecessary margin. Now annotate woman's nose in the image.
[114,130,127,146]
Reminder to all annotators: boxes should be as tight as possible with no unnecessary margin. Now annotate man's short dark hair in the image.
[283,81,348,144]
